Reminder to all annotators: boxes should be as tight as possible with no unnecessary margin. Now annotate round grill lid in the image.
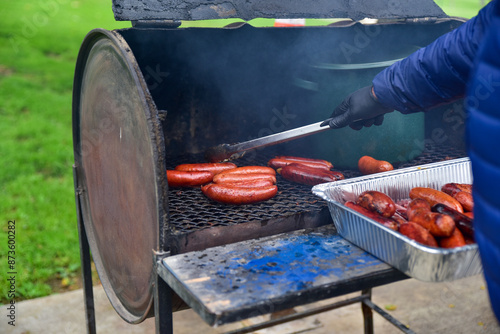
[72,29,167,323]
[112,0,447,22]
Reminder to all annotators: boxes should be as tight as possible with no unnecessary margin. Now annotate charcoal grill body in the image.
[72,1,469,332]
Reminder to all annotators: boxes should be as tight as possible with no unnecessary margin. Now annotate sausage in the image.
[410,211,456,237]
[213,173,277,184]
[270,156,333,170]
[407,199,455,237]
[278,163,343,186]
[399,222,438,248]
[166,170,214,187]
[441,183,472,196]
[431,203,474,240]
[175,162,237,174]
[268,158,333,171]
[406,198,432,221]
[409,187,464,213]
[438,228,466,248]
[453,191,474,212]
[215,166,276,176]
[219,179,275,188]
[357,190,397,218]
[358,156,394,175]
[464,211,474,219]
[344,201,399,231]
[201,183,278,205]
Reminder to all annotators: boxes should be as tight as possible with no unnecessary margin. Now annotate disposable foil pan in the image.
[312,157,482,282]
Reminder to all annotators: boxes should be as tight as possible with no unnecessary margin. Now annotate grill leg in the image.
[154,252,173,334]
[76,202,96,332]
[361,289,374,334]
[74,166,96,334]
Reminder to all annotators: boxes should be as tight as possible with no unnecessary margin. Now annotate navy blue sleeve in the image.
[372,0,495,114]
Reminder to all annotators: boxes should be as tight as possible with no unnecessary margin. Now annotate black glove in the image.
[320,86,394,130]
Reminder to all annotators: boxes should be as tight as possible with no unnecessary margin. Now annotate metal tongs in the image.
[205,120,332,162]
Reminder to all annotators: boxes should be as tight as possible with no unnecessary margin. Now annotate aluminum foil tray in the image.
[312,157,482,282]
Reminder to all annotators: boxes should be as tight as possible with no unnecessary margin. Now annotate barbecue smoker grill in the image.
[72,1,470,333]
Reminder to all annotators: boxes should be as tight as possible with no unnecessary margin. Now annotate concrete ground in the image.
[2,274,499,334]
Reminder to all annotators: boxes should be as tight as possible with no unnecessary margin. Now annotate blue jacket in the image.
[373,0,500,321]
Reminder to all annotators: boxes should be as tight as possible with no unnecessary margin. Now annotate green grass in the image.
[0,1,130,303]
[0,0,488,304]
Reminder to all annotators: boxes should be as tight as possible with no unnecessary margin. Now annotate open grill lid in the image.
[112,0,448,22]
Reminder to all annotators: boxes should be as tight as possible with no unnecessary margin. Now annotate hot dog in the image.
[269,157,333,171]
[166,170,214,187]
[201,183,278,205]
[453,191,474,212]
[358,156,394,175]
[213,173,277,184]
[399,222,438,248]
[175,162,237,174]
[215,166,276,176]
[357,190,396,218]
[441,183,472,196]
[431,203,474,240]
[438,228,466,248]
[407,199,455,237]
[274,156,334,169]
[344,201,398,231]
[278,163,344,186]
[409,187,464,213]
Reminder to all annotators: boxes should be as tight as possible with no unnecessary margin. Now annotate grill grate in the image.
[166,145,467,235]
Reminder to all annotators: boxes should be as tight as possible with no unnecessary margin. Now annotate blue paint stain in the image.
[207,233,382,296]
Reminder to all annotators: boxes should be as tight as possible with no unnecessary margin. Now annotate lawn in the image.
[0,1,488,304]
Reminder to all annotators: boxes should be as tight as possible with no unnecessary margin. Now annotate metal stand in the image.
[74,165,97,334]
[154,251,174,334]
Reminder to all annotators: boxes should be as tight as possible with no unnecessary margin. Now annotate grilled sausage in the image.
[431,203,474,240]
[453,191,474,212]
[464,211,474,219]
[270,156,333,170]
[358,156,394,175]
[278,163,344,186]
[407,199,455,237]
[406,198,432,221]
[438,228,466,248]
[357,190,396,218]
[218,179,275,188]
[344,201,399,231]
[175,162,237,174]
[201,183,278,205]
[166,170,214,187]
[215,166,276,176]
[213,173,277,184]
[441,183,473,196]
[409,187,464,213]
[399,222,438,248]
[274,156,334,168]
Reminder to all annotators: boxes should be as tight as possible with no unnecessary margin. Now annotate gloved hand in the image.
[320,86,394,130]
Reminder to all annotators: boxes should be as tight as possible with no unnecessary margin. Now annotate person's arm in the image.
[373,1,495,114]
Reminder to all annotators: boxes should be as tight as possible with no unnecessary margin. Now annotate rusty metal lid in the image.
[112,0,447,22]
[72,29,168,323]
